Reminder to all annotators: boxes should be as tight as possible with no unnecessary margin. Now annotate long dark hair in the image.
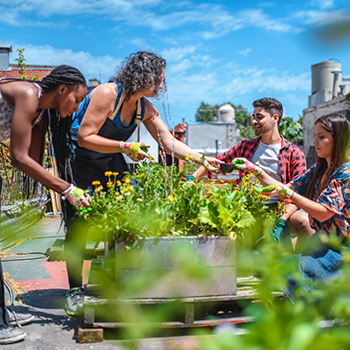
[43,66,86,222]
[1,65,86,220]
[113,51,166,100]
[306,113,350,199]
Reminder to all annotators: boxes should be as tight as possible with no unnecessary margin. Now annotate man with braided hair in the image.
[0,65,88,343]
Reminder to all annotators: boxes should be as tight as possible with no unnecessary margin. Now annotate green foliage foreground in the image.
[76,162,350,349]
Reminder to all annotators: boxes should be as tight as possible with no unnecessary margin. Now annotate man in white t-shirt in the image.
[191,98,314,249]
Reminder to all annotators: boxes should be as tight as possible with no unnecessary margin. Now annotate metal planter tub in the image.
[103,235,237,299]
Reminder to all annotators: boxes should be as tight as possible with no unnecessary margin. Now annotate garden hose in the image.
[1,252,49,262]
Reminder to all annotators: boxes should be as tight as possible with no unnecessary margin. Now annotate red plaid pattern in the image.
[217,135,307,184]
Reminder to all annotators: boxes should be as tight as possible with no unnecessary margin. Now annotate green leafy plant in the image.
[81,161,281,246]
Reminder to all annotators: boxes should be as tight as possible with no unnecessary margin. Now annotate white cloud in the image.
[161,45,197,62]
[165,58,310,111]
[0,1,294,38]
[201,8,292,39]
[294,9,350,27]
[311,0,333,10]
[259,2,276,7]
[239,48,251,56]
[9,43,120,83]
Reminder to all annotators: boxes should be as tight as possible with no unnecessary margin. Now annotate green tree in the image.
[194,101,255,139]
[194,101,304,145]
[195,102,220,122]
[278,115,304,146]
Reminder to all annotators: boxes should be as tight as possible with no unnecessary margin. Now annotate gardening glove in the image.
[231,158,262,176]
[62,184,91,210]
[260,184,295,199]
[271,217,287,242]
[119,142,150,162]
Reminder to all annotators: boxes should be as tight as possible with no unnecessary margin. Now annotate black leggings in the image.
[64,211,88,289]
[0,176,11,327]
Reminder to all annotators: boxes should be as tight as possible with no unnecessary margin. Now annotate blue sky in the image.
[1,0,350,127]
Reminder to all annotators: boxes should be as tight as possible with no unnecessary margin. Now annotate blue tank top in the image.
[71,81,146,190]
[71,81,145,131]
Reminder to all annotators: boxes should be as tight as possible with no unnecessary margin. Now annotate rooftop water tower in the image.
[309,59,342,107]
[217,104,235,123]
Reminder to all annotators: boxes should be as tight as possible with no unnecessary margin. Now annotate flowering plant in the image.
[81,161,281,248]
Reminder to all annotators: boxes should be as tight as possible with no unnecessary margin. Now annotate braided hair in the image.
[38,65,86,91]
[0,65,86,222]
[42,66,86,222]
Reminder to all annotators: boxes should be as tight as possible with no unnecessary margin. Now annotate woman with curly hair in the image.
[65,51,223,316]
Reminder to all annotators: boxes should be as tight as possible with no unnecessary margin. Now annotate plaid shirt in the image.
[217,135,307,184]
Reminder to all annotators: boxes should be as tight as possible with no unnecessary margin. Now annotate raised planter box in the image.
[102,235,237,299]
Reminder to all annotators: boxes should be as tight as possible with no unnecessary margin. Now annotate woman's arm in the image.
[77,83,122,153]
[10,85,70,194]
[285,191,335,222]
[142,100,222,170]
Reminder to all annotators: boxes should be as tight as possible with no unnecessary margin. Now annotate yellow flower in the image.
[104,171,112,177]
[127,185,133,191]
[207,190,212,194]
[107,181,113,188]
[156,193,160,196]
[122,187,129,192]
[185,157,190,161]
[99,185,103,190]
[167,194,175,201]
[112,172,119,176]
[124,177,131,183]
[92,180,101,186]
[259,195,270,201]
[116,180,121,186]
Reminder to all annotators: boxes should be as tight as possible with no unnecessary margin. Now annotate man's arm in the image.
[190,141,245,180]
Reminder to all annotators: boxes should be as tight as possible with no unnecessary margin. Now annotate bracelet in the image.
[186,175,195,182]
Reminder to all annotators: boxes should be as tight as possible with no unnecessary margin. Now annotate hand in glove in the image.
[231,158,263,175]
[120,142,150,162]
[257,184,295,199]
[62,184,92,210]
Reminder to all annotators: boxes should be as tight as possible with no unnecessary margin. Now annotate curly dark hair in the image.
[112,51,166,100]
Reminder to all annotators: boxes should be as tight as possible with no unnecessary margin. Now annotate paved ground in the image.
[0,214,219,349]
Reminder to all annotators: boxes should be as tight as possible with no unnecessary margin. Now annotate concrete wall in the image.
[185,123,240,155]
[303,96,349,166]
